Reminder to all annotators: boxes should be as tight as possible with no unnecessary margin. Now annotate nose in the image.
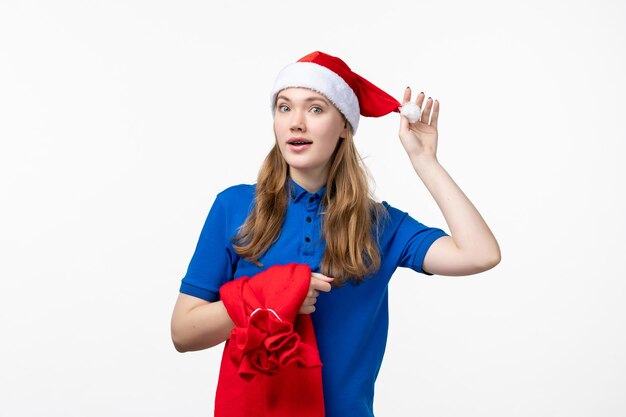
[289,110,306,132]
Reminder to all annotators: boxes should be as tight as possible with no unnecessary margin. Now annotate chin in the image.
[287,163,313,171]
[284,156,313,170]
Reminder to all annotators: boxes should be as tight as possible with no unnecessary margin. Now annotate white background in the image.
[1,1,625,416]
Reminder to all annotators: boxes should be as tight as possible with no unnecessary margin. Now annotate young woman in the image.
[171,51,501,416]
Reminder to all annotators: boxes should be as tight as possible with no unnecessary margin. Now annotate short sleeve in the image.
[179,194,239,301]
[382,202,449,276]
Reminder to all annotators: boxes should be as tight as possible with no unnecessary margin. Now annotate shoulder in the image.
[216,183,256,205]
[380,200,410,224]
[376,200,437,239]
[203,184,256,233]
[381,200,401,215]
[209,184,257,222]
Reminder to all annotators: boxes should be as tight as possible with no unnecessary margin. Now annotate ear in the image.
[341,119,349,138]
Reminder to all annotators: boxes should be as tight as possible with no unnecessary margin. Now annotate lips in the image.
[287,138,313,145]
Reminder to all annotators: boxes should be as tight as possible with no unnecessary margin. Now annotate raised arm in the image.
[398,87,501,276]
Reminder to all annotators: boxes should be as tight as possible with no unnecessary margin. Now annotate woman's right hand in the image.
[299,272,334,314]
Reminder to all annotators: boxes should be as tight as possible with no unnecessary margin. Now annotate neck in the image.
[289,168,327,194]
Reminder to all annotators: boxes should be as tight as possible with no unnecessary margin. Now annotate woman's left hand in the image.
[398,87,439,162]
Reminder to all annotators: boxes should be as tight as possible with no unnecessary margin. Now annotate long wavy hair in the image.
[232,128,387,286]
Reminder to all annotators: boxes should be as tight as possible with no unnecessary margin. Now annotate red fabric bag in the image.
[215,263,325,417]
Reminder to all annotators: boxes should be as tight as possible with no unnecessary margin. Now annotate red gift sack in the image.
[215,263,325,417]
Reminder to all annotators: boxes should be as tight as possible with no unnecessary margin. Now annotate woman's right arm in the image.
[170,273,333,352]
[170,293,235,352]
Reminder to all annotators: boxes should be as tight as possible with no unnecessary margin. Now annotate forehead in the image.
[276,87,331,104]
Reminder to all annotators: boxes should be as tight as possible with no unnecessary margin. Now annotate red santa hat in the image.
[270,51,401,134]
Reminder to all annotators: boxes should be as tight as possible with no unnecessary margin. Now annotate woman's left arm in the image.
[399,87,501,276]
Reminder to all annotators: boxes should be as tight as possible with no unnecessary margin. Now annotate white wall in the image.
[1,0,624,416]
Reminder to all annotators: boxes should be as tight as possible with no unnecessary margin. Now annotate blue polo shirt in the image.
[180,179,449,417]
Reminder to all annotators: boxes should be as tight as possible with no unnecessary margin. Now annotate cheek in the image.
[322,126,342,148]
[275,137,286,155]
[273,116,287,133]
[321,139,340,157]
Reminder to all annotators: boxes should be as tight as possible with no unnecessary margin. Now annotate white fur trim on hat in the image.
[270,62,361,133]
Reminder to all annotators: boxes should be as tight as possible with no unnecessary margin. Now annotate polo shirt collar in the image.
[288,177,327,203]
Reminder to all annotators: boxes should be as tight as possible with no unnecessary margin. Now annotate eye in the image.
[311,106,322,114]
[278,104,289,112]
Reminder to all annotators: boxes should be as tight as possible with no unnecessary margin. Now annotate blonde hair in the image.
[232,129,387,286]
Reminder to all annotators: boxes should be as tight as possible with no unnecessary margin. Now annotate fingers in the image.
[302,296,318,307]
[420,97,432,123]
[307,289,320,297]
[300,272,334,315]
[310,272,334,293]
[402,86,411,104]
[403,87,426,106]
[402,87,440,127]
[299,294,321,315]
[415,91,426,109]
[400,87,419,131]
[400,88,430,131]
[419,97,440,127]
[300,304,315,314]
[431,100,439,129]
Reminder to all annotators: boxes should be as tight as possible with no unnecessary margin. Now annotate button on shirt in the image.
[180,179,449,417]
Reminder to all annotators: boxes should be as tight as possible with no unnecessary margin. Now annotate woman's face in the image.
[273,87,348,186]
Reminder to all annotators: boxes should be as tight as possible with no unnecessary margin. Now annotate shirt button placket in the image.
[303,195,317,255]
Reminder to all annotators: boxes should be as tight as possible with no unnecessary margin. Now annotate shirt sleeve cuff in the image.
[180,282,220,302]
[414,230,449,275]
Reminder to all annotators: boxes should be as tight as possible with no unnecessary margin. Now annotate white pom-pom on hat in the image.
[400,102,421,123]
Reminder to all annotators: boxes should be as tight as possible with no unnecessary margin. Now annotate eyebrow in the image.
[276,95,331,105]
